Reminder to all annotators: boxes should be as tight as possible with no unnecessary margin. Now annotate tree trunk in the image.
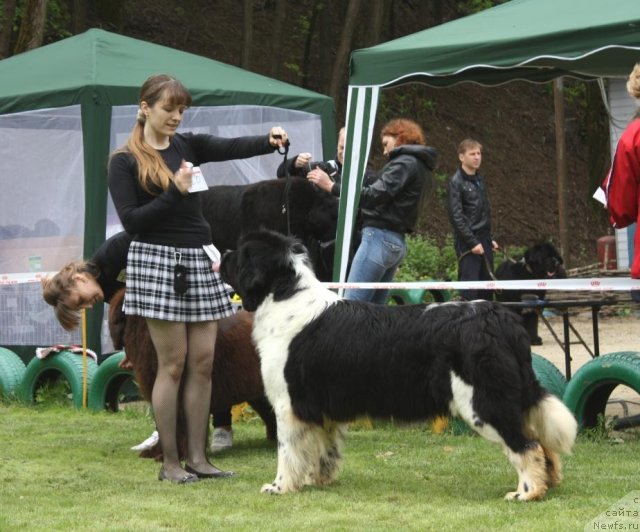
[71,0,87,34]
[367,0,388,47]
[329,0,363,106]
[241,0,253,69]
[0,0,17,59]
[301,1,323,89]
[585,81,609,198]
[315,0,335,94]
[13,0,48,54]
[270,0,286,77]
[553,78,570,267]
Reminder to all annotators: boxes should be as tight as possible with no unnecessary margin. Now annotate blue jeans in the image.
[344,227,406,304]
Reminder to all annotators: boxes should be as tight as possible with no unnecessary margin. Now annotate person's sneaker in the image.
[130,430,159,451]
[210,427,233,453]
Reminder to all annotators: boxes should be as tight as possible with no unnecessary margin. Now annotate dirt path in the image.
[531,310,640,420]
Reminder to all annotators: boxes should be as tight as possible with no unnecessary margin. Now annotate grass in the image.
[0,400,638,531]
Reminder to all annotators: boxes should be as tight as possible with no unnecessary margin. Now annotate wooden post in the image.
[554,78,569,268]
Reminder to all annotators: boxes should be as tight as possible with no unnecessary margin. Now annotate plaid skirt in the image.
[124,241,234,322]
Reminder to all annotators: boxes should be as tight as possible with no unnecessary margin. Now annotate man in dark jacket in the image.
[277,127,344,197]
[446,138,498,301]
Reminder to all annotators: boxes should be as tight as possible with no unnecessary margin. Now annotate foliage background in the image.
[0,0,614,268]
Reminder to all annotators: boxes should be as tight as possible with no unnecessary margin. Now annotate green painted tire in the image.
[88,351,139,412]
[531,352,567,399]
[563,351,640,429]
[0,347,27,396]
[388,286,451,305]
[20,351,97,408]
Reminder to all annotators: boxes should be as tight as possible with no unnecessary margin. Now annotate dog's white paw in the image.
[261,482,283,495]
[504,487,546,502]
[504,491,526,501]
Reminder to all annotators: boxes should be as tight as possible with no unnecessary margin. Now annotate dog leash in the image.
[457,249,498,282]
[279,139,293,235]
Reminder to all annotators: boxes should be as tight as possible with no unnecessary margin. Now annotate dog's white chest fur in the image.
[252,268,339,407]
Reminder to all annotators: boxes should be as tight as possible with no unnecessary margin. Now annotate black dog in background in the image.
[495,243,566,345]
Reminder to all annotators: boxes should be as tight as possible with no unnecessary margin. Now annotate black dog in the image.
[201,178,339,281]
[495,243,566,345]
[219,230,577,501]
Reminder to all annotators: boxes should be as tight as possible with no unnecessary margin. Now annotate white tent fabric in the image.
[0,104,322,348]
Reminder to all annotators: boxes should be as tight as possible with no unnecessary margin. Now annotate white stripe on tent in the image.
[335,85,379,289]
[350,44,640,90]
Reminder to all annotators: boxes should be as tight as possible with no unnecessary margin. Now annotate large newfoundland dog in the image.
[218,230,577,501]
[495,243,566,345]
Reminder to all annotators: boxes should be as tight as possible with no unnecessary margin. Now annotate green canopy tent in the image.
[0,28,335,354]
[335,0,640,284]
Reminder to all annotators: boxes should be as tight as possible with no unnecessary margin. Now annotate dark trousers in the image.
[213,410,232,427]
[457,236,494,301]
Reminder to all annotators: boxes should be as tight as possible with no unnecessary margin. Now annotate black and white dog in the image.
[219,230,577,501]
[495,243,566,345]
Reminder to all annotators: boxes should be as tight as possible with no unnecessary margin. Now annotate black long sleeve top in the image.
[108,132,275,247]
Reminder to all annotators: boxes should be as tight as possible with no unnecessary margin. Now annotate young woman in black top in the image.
[108,74,288,484]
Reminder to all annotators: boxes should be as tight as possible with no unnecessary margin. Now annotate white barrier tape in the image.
[322,278,640,292]
[2,272,639,292]
[0,272,57,286]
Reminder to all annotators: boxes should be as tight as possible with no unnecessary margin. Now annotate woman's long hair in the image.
[42,261,98,331]
[113,74,192,194]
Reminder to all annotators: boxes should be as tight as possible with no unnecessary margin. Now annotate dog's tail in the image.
[524,394,577,455]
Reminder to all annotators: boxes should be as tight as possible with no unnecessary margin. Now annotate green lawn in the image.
[0,402,638,531]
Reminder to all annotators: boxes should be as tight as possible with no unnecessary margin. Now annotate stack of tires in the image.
[1,341,639,429]
[0,348,139,411]
[0,347,27,398]
[562,351,640,429]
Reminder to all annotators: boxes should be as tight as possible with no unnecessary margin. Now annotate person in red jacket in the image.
[602,63,640,301]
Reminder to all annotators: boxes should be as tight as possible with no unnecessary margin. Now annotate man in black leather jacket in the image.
[446,138,498,301]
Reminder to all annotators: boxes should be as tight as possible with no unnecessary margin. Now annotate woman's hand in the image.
[269,126,289,148]
[174,160,193,195]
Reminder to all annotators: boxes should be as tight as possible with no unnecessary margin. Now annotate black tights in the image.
[147,319,224,479]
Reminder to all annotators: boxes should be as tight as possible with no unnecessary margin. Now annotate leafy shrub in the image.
[396,233,458,282]
[494,244,527,263]
[34,378,73,407]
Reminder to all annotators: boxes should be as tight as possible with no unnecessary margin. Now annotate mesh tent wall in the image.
[0,29,335,354]
[335,0,640,284]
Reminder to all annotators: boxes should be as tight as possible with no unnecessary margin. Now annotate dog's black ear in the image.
[236,266,267,312]
[523,248,532,268]
[290,240,308,257]
[234,242,275,311]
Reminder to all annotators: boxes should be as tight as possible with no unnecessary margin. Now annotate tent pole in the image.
[553,77,569,268]
[81,97,111,356]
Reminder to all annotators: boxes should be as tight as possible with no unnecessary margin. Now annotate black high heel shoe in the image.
[158,466,199,484]
[184,463,236,479]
